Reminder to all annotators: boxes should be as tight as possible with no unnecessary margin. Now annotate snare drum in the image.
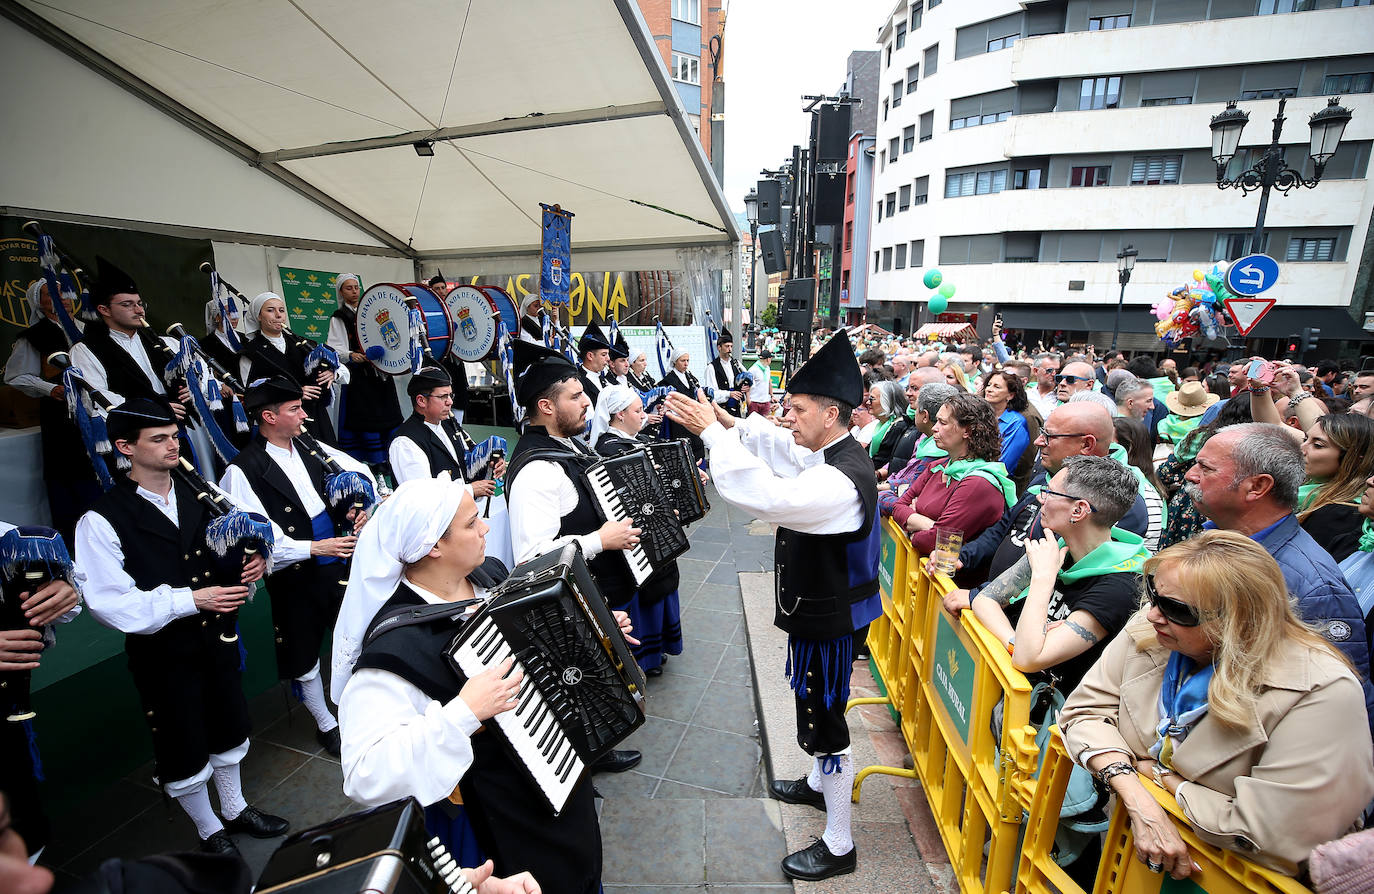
[444,286,500,362]
[480,286,520,340]
[400,284,454,363]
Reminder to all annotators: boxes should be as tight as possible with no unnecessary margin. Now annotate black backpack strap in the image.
[504,446,589,492]
[363,600,480,650]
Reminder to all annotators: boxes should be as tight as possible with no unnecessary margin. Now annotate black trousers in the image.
[792,645,852,756]
[264,560,346,680]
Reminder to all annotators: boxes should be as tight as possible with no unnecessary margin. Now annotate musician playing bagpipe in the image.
[388,366,506,492]
[503,341,642,774]
[239,291,346,446]
[574,321,612,409]
[664,332,881,883]
[73,400,290,856]
[708,329,749,417]
[217,377,374,755]
[0,523,81,861]
[601,332,630,387]
[327,273,403,466]
[3,280,100,540]
[333,479,618,894]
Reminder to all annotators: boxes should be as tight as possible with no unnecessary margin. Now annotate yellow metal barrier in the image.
[1013,729,1314,894]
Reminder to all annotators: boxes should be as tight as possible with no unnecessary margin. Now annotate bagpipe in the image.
[162,321,250,462]
[463,435,508,482]
[23,220,94,344]
[169,458,275,645]
[46,351,117,490]
[0,526,73,724]
[199,260,246,353]
[292,428,377,536]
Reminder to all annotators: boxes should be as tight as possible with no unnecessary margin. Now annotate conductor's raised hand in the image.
[241,553,267,585]
[311,535,357,559]
[663,391,716,435]
[598,518,641,552]
[20,580,79,627]
[459,657,523,721]
[192,585,249,614]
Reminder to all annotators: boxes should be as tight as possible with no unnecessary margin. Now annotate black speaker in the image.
[814,176,845,225]
[892,317,904,336]
[756,179,781,226]
[780,278,816,332]
[816,104,852,163]
[758,227,786,274]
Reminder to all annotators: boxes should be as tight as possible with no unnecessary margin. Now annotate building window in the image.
[951,111,1009,130]
[1080,76,1121,110]
[1088,15,1130,30]
[844,221,853,250]
[1142,96,1193,106]
[986,33,1018,52]
[910,3,923,31]
[671,0,700,24]
[1259,0,1315,12]
[924,44,938,77]
[1322,72,1374,94]
[914,176,929,204]
[928,0,940,8]
[1013,168,1044,189]
[907,64,919,93]
[1240,87,1297,100]
[899,184,912,210]
[875,251,881,273]
[876,200,883,222]
[889,137,899,160]
[896,21,907,49]
[895,243,908,269]
[885,192,897,216]
[882,247,893,271]
[910,239,925,266]
[671,53,700,85]
[686,113,700,135]
[919,111,934,141]
[945,169,1007,197]
[1213,233,1268,262]
[903,125,915,153]
[886,43,892,67]
[1288,237,1337,261]
[1130,155,1182,185]
[1069,165,1111,187]
[883,99,889,121]
[893,81,904,108]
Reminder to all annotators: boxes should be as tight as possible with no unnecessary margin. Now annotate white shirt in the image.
[69,330,175,406]
[340,579,484,808]
[1029,386,1059,421]
[701,415,865,535]
[4,319,80,399]
[746,361,771,403]
[326,315,351,356]
[75,482,199,635]
[508,435,605,564]
[388,421,461,486]
[218,439,375,570]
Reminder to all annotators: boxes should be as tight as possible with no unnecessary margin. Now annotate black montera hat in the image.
[105,398,176,443]
[243,376,304,414]
[577,321,611,357]
[93,256,139,306]
[513,339,578,407]
[785,330,863,407]
[407,365,452,398]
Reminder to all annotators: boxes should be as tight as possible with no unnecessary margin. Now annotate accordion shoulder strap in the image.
[363,600,479,650]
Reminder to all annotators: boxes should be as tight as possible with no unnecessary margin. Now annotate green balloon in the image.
[928,294,949,314]
[922,269,943,289]
[938,282,956,299]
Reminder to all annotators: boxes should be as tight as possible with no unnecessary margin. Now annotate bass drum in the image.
[443,286,500,362]
[355,283,413,376]
[480,286,520,339]
[400,283,454,363]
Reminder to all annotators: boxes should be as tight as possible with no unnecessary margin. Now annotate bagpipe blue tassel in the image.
[326,471,376,513]
[231,398,249,433]
[785,634,853,710]
[290,680,304,703]
[23,719,44,782]
[236,627,248,673]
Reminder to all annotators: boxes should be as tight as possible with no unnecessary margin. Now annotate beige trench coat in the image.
[1060,611,1374,875]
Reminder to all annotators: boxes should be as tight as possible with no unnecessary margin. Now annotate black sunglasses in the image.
[1054,374,1090,385]
[1144,574,1203,627]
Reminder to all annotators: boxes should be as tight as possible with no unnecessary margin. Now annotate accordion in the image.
[584,449,689,584]
[645,439,710,525]
[446,544,647,815]
[255,798,474,894]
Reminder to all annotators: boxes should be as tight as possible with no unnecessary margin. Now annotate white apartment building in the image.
[866,0,1374,353]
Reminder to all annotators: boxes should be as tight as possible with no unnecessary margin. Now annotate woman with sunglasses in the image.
[1061,530,1374,880]
[1296,413,1374,563]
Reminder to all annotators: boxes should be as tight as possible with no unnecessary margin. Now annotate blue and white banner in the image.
[539,204,574,306]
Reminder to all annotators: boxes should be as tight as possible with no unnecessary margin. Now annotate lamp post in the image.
[1110,245,1137,352]
[743,188,760,342]
[1210,96,1353,256]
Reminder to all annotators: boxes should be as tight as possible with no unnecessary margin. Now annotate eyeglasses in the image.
[421,391,454,402]
[1038,487,1097,513]
[1144,574,1205,627]
[1054,374,1089,385]
[1037,429,1087,442]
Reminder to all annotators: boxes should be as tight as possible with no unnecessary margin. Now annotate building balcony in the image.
[1011,6,1374,82]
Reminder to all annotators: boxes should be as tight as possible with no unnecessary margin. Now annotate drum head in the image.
[480,286,520,338]
[401,284,454,363]
[356,283,416,375]
[444,286,499,362]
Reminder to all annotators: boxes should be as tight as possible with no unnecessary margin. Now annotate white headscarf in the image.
[24,280,45,325]
[589,384,636,446]
[670,346,690,366]
[330,476,472,702]
[335,273,360,307]
[628,346,646,365]
[243,291,282,337]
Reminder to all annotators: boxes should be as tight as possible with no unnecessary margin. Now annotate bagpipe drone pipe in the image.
[291,429,377,537]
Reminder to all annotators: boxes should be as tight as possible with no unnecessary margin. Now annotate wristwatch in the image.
[1151,764,1175,787]
[1095,761,1138,785]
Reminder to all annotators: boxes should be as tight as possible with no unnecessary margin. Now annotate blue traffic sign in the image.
[1225,254,1280,296]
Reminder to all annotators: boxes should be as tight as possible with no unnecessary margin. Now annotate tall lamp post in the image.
[743,188,760,342]
[1110,245,1137,352]
[1210,96,1353,256]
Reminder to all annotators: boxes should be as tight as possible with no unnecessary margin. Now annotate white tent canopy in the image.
[2,0,739,268]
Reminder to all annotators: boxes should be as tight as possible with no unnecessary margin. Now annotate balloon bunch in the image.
[1151,266,1234,346]
[922,269,957,314]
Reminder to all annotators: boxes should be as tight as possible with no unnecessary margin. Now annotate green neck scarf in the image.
[1014,528,1149,602]
[1359,518,1374,553]
[940,456,1017,508]
[914,433,947,461]
[1297,480,1325,513]
[869,416,897,458]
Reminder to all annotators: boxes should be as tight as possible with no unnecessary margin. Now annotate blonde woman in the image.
[1061,531,1374,879]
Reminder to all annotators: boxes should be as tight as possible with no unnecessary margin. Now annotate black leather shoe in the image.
[222,805,290,838]
[781,837,856,881]
[317,726,342,757]
[769,776,826,811]
[201,830,240,856]
[645,666,664,677]
[591,749,643,773]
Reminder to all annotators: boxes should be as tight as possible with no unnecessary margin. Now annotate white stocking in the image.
[819,753,855,856]
[806,756,823,792]
[174,782,223,840]
[295,663,338,733]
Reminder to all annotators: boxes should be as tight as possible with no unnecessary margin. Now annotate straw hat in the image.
[1165,381,1220,417]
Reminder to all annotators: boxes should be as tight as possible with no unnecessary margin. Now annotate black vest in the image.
[228,437,330,543]
[710,356,743,391]
[393,413,468,480]
[242,332,337,443]
[80,321,173,403]
[198,331,241,377]
[519,315,543,341]
[773,435,881,640]
[578,370,602,407]
[507,427,635,605]
[19,318,72,379]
